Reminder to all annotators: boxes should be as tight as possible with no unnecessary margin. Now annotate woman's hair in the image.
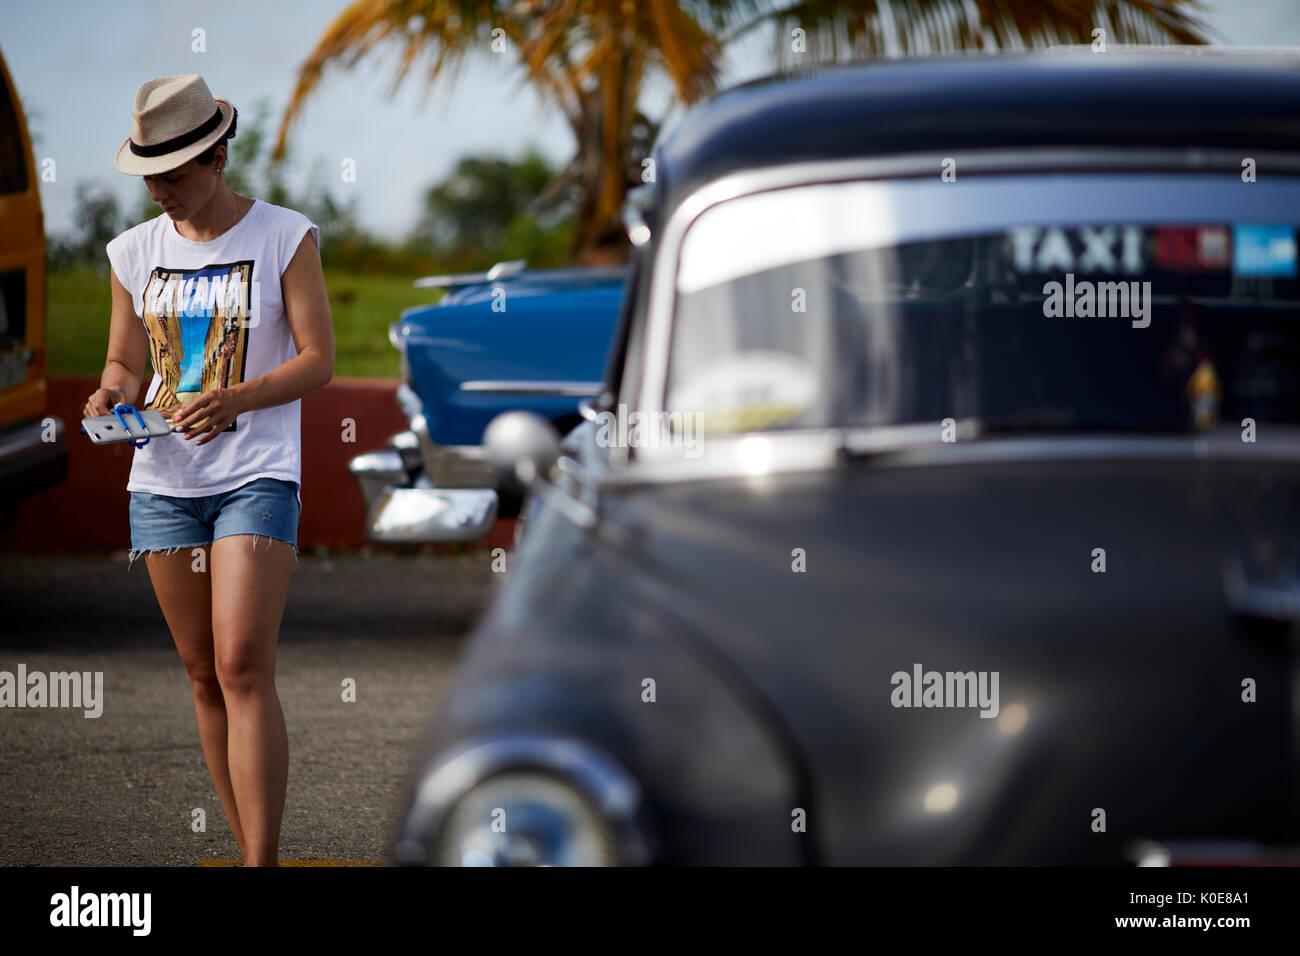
[194,105,237,168]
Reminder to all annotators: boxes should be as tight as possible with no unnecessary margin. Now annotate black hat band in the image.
[129,106,224,158]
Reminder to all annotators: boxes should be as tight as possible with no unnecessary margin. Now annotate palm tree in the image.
[274,1,1210,266]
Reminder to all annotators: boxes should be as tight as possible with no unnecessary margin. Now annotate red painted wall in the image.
[0,376,514,554]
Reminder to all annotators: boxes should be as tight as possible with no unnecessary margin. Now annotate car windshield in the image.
[664,174,1300,435]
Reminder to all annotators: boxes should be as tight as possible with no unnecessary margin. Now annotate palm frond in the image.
[718,0,1209,63]
[272,0,498,160]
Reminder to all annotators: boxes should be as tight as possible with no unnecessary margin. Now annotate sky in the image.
[5,0,1300,245]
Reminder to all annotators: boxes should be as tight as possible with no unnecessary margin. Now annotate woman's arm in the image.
[175,231,334,444]
[84,266,149,418]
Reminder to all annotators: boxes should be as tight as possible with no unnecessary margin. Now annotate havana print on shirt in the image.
[140,259,254,433]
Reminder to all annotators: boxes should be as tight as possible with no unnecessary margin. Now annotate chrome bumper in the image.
[347,384,499,543]
[365,478,498,543]
[350,444,499,543]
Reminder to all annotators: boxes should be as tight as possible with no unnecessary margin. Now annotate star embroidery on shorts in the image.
[261,509,272,521]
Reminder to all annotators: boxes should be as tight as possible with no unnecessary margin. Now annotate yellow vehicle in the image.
[0,44,65,528]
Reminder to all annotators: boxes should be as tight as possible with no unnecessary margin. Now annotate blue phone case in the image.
[80,404,173,448]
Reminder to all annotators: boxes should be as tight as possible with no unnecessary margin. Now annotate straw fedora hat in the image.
[114,74,235,176]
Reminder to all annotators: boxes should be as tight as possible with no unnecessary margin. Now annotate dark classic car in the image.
[392,48,1300,865]
[348,261,627,542]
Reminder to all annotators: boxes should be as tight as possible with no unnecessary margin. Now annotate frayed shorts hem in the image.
[127,477,302,571]
[126,534,301,572]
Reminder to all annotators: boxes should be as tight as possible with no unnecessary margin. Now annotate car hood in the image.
[400,280,624,445]
[608,453,1300,863]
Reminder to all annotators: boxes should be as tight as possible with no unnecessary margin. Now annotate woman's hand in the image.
[82,387,127,419]
[172,387,246,445]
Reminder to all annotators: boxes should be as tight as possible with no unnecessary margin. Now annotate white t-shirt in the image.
[105,198,319,504]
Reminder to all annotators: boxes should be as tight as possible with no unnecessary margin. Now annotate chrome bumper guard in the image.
[347,385,500,543]
[366,477,498,543]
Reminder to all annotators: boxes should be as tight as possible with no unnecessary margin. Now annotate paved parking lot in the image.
[0,549,500,866]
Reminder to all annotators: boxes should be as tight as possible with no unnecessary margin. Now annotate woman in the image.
[83,75,333,867]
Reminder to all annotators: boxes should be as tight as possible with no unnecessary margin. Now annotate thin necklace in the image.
[176,192,243,242]
[225,193,243,234]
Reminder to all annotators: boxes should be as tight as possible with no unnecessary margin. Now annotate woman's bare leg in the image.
[210,534,295,867]
[142,546,247,859]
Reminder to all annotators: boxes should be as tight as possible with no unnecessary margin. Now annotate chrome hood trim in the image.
[460,380,603,396]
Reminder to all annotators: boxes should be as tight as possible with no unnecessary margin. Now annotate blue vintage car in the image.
[348,260,628,542]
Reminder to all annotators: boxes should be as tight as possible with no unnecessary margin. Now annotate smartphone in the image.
[82,406,176,444]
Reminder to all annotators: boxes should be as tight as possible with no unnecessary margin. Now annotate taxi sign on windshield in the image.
[1007,225,1146,274]
[1006,223,1298,279]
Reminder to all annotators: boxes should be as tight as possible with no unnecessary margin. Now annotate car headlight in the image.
[433,771,618,866]
[389,322,412,386]
[394,732,654,867]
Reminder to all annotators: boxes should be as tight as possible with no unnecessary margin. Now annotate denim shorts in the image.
[127,477,301,570]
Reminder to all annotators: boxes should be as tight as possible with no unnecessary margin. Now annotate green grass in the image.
[46,266,113,376]
[47,265,442,379]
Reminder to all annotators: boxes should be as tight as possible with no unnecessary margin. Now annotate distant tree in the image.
[416,149,554,251]
[223,96,272,197]
[21,98,42,158]
[412,148,572,271]
[48,182,122,271]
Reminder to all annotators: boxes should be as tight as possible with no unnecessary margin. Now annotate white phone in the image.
[82,405,177,444]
